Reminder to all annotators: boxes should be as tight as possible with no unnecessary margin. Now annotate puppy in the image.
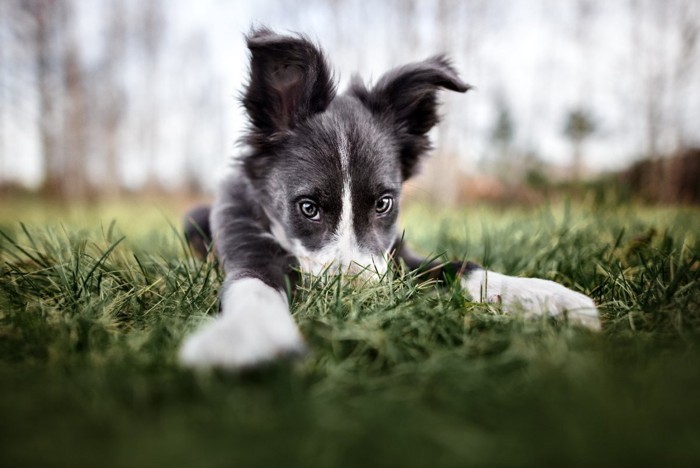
[180,28,599,369]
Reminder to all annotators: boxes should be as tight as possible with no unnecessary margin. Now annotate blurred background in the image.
[0,0,699,206]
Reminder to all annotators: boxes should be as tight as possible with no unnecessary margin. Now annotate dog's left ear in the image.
[243,27,336,143]
[350,56,470,180]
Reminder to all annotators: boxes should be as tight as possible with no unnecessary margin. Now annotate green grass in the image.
[1,200,699,467]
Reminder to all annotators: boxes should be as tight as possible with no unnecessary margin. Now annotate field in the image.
[1,197,699,467]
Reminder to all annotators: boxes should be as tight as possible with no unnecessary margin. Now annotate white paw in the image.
[462,270,600,330]
[179,278,306,369]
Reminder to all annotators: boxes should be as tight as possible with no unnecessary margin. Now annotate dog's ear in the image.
[243,27,336,143]
[351,56,470,180]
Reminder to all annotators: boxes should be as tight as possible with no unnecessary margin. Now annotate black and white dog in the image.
[180,28,599,369]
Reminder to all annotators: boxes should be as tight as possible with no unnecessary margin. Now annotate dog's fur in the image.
[180,28,599,369]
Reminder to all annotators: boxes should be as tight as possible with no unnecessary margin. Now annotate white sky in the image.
[2,0,698,189]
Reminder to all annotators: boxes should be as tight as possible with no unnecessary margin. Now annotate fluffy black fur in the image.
[185,27,477,296]
[180,27,600,369]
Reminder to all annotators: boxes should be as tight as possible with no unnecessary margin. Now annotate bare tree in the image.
[24,0,93,199]
[135,0,165,191]
[490,96,517,184]
[563,108,596,180]
[0,1,8,187]
[20,0,95,198]
[645,0,667,161]
[179,32,224,194]
[430,0,459,205]
[626,0,700,199]
[96,0,128,197]
[62,34,89,200]
[670,0,699,148]
[22,0,69,195]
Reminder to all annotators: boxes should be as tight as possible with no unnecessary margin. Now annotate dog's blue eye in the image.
[299,200,320,220]
[375,196,393,215]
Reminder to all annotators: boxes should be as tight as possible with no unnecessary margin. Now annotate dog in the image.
[179,27,600,369]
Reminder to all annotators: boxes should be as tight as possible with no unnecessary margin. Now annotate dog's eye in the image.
[299,200,320,220]
[375,195,394,215]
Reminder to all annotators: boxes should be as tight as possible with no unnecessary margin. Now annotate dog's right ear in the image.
[243,27,336,144]
[350,56,470,180]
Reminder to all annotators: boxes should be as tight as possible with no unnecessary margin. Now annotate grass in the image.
[1,199,699,467]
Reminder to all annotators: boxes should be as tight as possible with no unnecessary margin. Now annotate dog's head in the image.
[240,27,469,276]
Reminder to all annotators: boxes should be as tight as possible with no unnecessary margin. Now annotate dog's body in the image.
[180,28,599,369]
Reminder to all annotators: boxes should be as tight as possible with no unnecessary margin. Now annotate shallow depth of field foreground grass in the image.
[1,201,699,467]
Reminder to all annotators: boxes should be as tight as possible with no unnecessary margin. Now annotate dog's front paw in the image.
[179,279,306,369]
[178,313,306,369]
[462,270,600,330]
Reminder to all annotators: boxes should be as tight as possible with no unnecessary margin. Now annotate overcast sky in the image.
[2,0,698,189]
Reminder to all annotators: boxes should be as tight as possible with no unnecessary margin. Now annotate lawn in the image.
[1,198,699,467]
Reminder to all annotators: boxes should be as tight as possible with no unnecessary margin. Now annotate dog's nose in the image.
[339,258,387,279]
[344,261,365,276]
[322,260,363,276]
